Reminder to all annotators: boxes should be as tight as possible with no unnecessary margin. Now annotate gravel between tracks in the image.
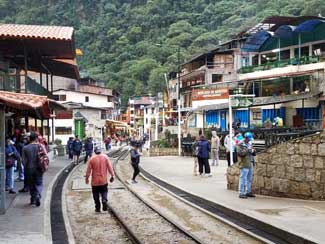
[66,164,133,244]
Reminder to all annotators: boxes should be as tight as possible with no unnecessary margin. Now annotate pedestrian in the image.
[66,137,74,161]
[15,137,25,182]
[19,135,30,193]
[244,132,256,198]
[236,132,255,199]
[84,137,94,164]
[192,140,199,176]
[72,135,82,164]
[104,136,111,151]
[85,146,115,213]
[197,135,211,177]
[130,146,141,183]
[224,133,237,166]
[210,130,220,166]
[5,138,19,194]
[22,132,44,206]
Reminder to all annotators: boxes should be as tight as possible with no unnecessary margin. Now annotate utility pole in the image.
[177,47,181,156]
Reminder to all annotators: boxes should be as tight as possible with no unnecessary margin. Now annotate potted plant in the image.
[54,139,65,156]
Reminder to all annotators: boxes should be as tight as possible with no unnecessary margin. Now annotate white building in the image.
[52,86,119,144]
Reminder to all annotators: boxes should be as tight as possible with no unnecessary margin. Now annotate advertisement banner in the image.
[192,88,229,101]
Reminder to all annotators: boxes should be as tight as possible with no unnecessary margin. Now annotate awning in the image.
[0,24,76,59]
[0,91,65,119]
[193,92,322,112]
[10,57,80,80]
[241,31,273,52]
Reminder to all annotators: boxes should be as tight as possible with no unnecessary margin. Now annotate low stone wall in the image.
[149,147,179,157]
[227,132,325,200]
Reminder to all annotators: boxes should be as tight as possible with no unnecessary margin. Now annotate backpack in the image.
[38,144,49,173]
[236,144,249,157]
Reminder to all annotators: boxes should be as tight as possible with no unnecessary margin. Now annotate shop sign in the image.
[192,88,229,101]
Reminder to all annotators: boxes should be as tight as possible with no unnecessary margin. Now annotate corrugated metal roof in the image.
[0,24,74,40]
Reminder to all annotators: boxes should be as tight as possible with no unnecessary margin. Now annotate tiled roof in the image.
[0,91,65,119]
[0,24,74,40]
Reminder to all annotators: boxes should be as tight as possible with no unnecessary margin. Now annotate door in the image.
[220,111,227,131]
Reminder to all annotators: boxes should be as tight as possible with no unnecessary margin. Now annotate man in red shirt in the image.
[85,146,115,212]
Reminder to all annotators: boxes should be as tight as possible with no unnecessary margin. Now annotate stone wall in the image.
[227,132,325,200]
[149,147,179,157]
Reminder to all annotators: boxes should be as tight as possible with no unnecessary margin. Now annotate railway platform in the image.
[0,156,71,244]
[140,156,325,244]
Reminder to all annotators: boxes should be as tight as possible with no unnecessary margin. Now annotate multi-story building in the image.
[169,15,325,132]
[53,83,120,143]
[237,16,325,129]
[128,96,156,136]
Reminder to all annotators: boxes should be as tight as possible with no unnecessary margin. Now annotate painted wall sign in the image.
[192,88,229,101]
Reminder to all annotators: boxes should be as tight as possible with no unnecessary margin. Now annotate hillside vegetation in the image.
[0,0,324,105]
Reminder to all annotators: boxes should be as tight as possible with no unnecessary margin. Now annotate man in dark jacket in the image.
[84,137,94,164]
[66,137,74,161]
[197,135,211,177]
[72,135,83,164]
[22,132,43,206]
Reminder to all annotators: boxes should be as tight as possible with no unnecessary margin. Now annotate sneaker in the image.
[9,190,16,194]
[102,201,108,211]
[131,179,138,184]
[206,174,213,177]
[239,194,248,199]
[246,192,256,198]
[19,188,28,193]
[95,208,101,213]
[30,198,36,205]
[35,198,41,207]
[200,174,205,178]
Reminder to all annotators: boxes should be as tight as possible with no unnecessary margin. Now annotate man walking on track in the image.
[85,146,115,213]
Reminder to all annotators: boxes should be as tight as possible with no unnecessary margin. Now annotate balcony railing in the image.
[239,55,322,74]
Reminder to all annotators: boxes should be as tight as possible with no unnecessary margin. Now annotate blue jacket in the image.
[197,138,210,158]
[72,139,82,152]
[67,139,74,151]
[130,149,140,164]
[84,141,93,152]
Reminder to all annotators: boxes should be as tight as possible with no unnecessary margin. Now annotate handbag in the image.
[5,157,15,168]
[38,144,50,173]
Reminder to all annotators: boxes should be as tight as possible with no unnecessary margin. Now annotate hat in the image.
[244,132,254,141]
[94,146,102,154]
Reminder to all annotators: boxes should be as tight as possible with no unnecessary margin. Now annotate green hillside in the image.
[0,0,324,105]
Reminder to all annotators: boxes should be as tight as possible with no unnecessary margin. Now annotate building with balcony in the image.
[237,16,325,129]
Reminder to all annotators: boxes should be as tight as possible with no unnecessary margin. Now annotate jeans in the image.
[68,150,73,160]
[27,169,43,201]
[247,162,254,193]
[131,163,140,180]
[92,184,108,211]
[18,161,24,180]
[239,167,250,195]
[6,166,14,190]
[211,149,219,165]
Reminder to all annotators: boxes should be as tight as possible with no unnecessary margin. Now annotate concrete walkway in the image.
[141,156,325,244]
[0,156,71,244]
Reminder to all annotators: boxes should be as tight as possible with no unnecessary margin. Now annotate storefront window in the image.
[261,78,290,96]
[55,127,72,135]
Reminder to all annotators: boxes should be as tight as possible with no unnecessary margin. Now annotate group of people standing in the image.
[5,131,48,207]
[193,129,256,199]
[66,136,94,164]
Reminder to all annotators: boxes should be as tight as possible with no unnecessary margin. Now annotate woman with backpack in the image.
[130,146,141,183]
[236,132,255,199]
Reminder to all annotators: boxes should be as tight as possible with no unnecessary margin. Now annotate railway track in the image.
[112,148,314,244]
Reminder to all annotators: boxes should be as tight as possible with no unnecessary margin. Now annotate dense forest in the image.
[0,0,324,105]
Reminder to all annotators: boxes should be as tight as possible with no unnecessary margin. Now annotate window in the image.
[107,96,113,102]
[58,95,66,101]
[212,74,222,83]
[55,127,72,135]
[253,111,261,120]
[85,96,89,102]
